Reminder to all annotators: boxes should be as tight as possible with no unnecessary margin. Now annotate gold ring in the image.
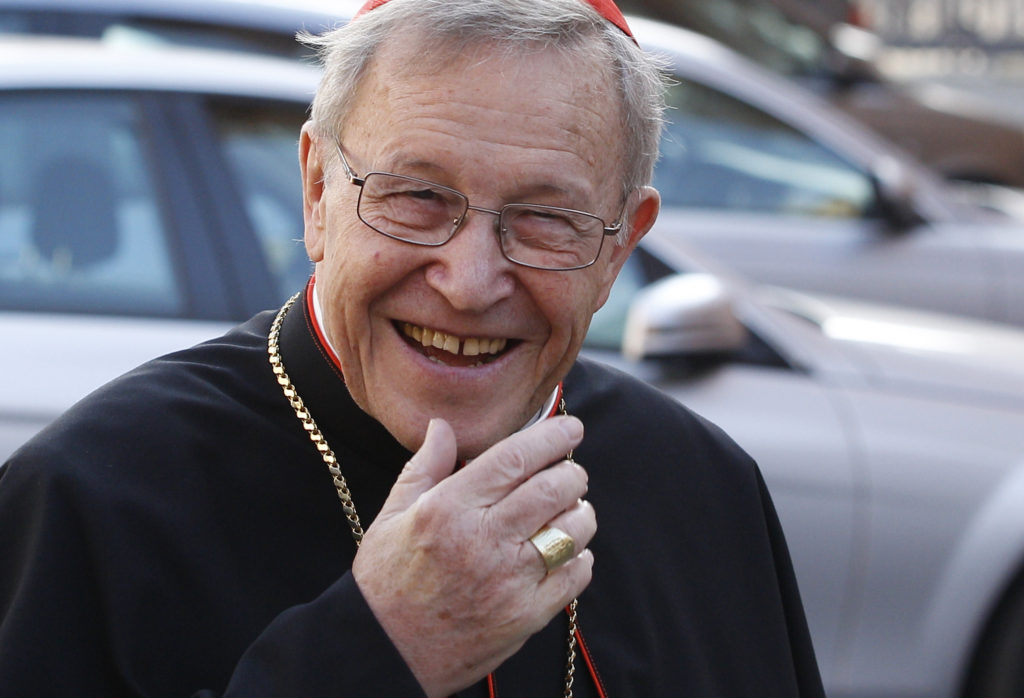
[529,525,576,572]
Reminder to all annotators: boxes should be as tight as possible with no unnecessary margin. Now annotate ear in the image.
[593,186,660,310]
[299,122,328,263]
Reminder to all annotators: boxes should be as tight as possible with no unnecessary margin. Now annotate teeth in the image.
[402,323,508,358]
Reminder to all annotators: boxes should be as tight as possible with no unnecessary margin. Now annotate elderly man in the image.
[0,0,824,696]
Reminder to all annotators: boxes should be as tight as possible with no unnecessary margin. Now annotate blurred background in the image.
[620,0,1024,182]
[865,0,1024,126]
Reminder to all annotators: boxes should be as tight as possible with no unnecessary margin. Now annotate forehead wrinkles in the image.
[344,37,625,177]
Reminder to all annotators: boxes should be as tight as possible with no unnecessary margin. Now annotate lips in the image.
[400,322,510,365]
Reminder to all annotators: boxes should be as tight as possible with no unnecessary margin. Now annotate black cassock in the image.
[0,285,824,697]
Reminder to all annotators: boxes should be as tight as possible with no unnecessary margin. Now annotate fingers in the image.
[455,416,584,509]
[378,411,595,582]
[497,458,589,540]
[376,418,458,518]
[522,497,597,575]
[353,415,595,696]
[534,549,595,619]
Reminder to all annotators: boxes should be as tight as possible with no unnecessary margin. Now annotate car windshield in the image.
[655,76,874,217]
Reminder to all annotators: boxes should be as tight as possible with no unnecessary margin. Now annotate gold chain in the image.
[267,293,581,696]
[268,293,364,541]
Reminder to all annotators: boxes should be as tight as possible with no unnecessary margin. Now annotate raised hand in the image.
[351,416,596,697]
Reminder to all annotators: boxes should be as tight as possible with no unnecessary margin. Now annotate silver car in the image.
[620,0,1024,188]
[0,36,315,451]
[3,33,1024,698]
[594,235,1024,698]
[632,16,1024,329]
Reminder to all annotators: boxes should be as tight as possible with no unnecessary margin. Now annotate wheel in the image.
[964,575,1024,698]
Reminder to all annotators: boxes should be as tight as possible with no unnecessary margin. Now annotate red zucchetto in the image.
[354,0,636,42]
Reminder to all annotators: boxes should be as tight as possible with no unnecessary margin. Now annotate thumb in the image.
[378,418,458,517]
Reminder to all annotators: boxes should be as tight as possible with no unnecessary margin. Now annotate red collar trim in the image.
[305,275,344,375]
[547,382,564,419]
[486,613,607,698]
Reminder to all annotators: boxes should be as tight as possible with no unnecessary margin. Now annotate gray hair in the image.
[300,0,668,199]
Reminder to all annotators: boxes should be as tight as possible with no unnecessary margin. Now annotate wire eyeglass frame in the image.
[333,138,624,271]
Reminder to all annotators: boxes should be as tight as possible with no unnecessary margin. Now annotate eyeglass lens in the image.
[357,172,606,270]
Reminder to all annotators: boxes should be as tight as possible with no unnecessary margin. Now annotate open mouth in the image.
[399,321,513,367]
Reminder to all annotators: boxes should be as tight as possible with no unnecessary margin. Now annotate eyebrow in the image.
[376,156,598,208]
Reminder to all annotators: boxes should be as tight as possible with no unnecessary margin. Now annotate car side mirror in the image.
[623,273,748,361]
[870,157,926,231]
[828,23,882,87]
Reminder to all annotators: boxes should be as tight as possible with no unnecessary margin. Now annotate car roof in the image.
[0,0,361,34]
[0,34,319,101]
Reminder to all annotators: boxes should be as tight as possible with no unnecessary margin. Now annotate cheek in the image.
[537,277,601,345]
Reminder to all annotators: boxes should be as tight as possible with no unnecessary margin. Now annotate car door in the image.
[167,93,313,311]
[0,89,237,460]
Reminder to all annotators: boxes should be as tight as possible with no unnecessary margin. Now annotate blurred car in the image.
[0,35,316,453]
[589,234,1024,698]
[0,0,357,57]
[620,0,1024,188]
[632,16,1024,329]
[4,31,1024,698]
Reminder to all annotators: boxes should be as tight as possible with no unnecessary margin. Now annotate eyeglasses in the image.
[334,139,623,271]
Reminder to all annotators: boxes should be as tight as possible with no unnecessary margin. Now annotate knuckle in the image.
[412,488,455,530]
[493,441,531,484]
[531,473,565,511]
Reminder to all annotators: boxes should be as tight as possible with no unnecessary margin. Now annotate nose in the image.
[423,208,516,312]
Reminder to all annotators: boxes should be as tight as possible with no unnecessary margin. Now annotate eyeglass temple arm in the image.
[333,138,366,186]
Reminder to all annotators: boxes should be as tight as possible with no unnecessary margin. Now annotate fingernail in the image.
[424,418,444,444]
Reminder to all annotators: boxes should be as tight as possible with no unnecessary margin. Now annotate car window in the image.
[655,77,874,218]
[211,101,311,301]
[586,247,676,350]
[0,93,184,316]
[586,252,647,350]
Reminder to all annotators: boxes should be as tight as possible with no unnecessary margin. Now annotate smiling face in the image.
[300,36,659,458]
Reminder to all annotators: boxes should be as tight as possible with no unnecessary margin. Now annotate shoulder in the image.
[5,311,281,487]
[566,356,752,470]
